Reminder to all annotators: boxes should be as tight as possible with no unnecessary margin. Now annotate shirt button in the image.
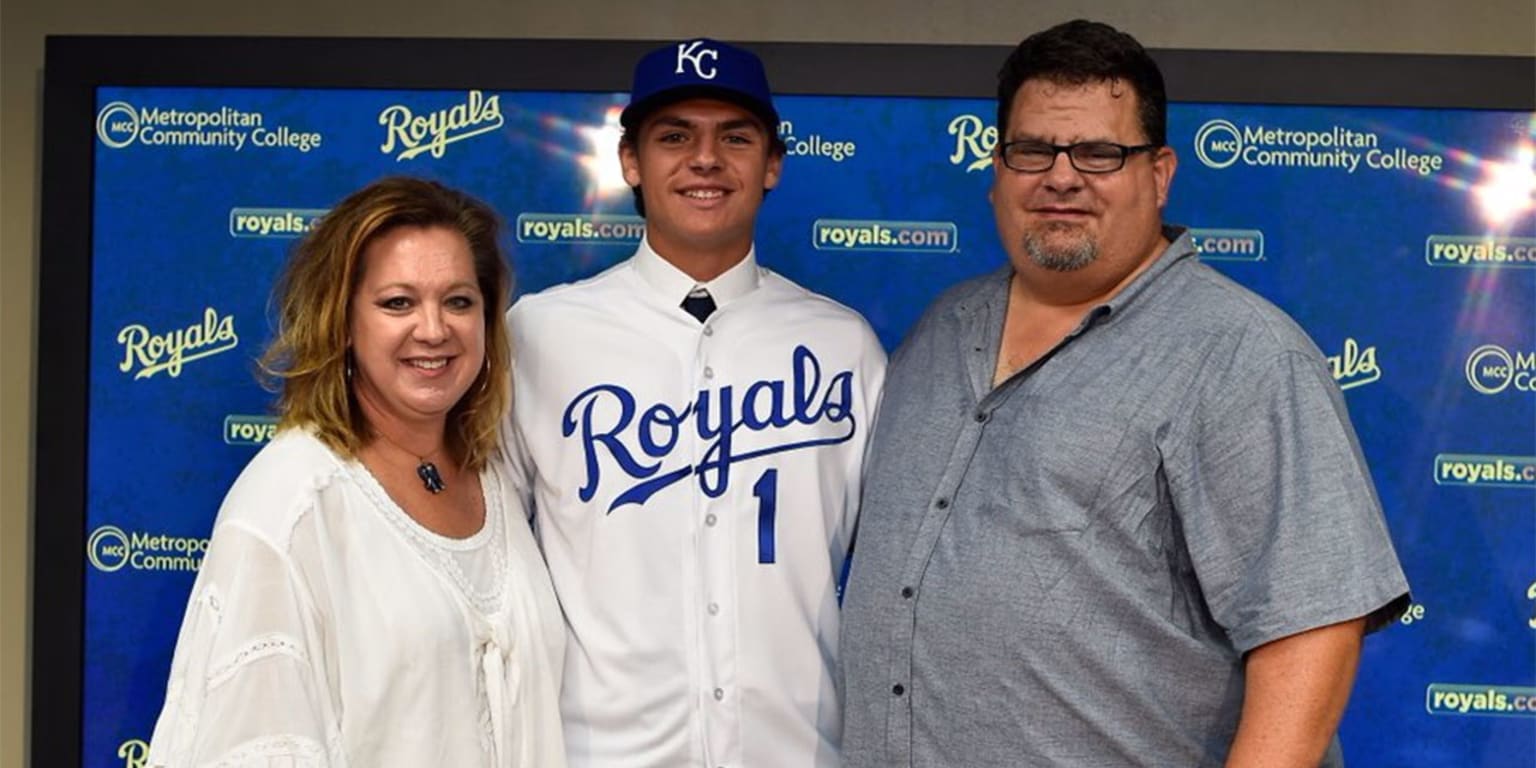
[900,586,914,599]
[892,683,906,696]
[974,411,988,423]
[703,326,714,336]
[704,366,715,379]
[935,498,949,509]
[708,602,720,615]
[713,687,725,701]
[705,513,718,527]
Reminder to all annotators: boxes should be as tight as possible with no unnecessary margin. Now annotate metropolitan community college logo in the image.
[87,525,208,572]
[97,101,322,152]
[1192,119,1444,175]
[1465,344,1536,394]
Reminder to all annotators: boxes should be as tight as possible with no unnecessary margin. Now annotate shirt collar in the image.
[1097,225,1194,316]
[631,236,762,308]
[959,224,1195,326]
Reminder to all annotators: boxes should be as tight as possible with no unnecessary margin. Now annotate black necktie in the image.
[681,288,716,323]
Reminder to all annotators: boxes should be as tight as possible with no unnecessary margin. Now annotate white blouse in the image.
[147,430,566,768]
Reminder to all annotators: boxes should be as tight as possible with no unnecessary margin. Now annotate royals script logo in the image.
[1326,337,1381,390]
[378,90,504,161]
[564,345,857,511]
[948,114,997,172]
[117,739,149,768]
[117,307,238,380]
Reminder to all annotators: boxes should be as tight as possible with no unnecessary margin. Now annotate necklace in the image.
[371,428,447,494]
[416,460,446,495]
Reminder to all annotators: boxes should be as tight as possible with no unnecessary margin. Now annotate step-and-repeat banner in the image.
[86,87,1533,766]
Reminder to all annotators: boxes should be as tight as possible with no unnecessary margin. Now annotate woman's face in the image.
[347,224,485,432]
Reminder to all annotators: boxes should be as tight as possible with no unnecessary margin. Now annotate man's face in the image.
[620,98,782,261]
[991,78,1175,282]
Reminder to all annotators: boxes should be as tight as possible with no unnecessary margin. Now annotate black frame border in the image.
[34,34,1536,766]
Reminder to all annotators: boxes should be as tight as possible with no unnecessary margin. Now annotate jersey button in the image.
[892,683,906,696]
[708,602,720,615]
[705,513,718,527]
[703,325,714,336]
[704,366,715,378]
[713,687,725,701]
[935,498,949,509]
[974,411,988,423]
[900,586,914,599]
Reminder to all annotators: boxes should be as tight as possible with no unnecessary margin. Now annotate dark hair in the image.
[259,175,512,471]
[619,98,787,217]
[996,19,1167,146]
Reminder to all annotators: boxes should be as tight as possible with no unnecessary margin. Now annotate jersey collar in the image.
[632,236,762,309]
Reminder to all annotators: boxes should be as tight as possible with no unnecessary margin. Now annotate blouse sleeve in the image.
[147,519,345,768]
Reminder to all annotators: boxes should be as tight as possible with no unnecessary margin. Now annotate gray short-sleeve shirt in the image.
[840,227,1410,767]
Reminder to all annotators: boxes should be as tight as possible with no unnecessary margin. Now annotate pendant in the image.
[417,461,445,494]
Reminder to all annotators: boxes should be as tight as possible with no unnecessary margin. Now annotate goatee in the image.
[1022,227,1097,272]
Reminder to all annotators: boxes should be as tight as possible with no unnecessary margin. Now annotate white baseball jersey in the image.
[507,238,886,768]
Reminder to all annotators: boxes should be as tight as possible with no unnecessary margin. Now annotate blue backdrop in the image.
[84,86,1535,766]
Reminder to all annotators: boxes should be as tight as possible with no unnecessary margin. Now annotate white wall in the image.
[3,0,1530,764]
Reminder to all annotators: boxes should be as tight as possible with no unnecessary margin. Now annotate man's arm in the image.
[1225,617,1366,768]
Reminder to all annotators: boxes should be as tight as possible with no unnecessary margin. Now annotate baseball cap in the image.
[620,38,780,133]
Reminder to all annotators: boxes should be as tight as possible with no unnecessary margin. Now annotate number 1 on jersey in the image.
[754,469,778,564]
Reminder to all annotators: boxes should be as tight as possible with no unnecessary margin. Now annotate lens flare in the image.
[578,106,629,200]
[1473,142,1536,228]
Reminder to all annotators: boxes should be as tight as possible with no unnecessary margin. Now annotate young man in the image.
[840,20,1410,768]
[508,38,886,767]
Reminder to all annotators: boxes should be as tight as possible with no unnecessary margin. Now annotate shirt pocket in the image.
[965,400,1149,598]
[975,398,1135,531]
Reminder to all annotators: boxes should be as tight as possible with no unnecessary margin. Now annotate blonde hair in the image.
[259,176,511,471]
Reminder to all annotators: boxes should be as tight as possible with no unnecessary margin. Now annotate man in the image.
[841,20,1409,768]
[508,38,886,767]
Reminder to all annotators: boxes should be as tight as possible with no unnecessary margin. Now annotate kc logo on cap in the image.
[621,37,779,132]
[675,40,719,80]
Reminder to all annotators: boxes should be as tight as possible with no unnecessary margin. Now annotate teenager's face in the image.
[621,98,782,260]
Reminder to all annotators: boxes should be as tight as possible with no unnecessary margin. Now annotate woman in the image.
[147,176,565,767]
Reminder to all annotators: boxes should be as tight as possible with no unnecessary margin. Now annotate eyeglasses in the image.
[998,141,1161,174]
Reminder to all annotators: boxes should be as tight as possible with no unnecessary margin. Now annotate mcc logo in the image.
[1465,344,1536,394]
[1190,118,1444,175]
[96,101,321,152]
[1192,119,1242,169]
[87,525,208,573]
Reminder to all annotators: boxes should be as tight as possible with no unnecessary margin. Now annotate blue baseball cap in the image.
[621,38,780,133]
